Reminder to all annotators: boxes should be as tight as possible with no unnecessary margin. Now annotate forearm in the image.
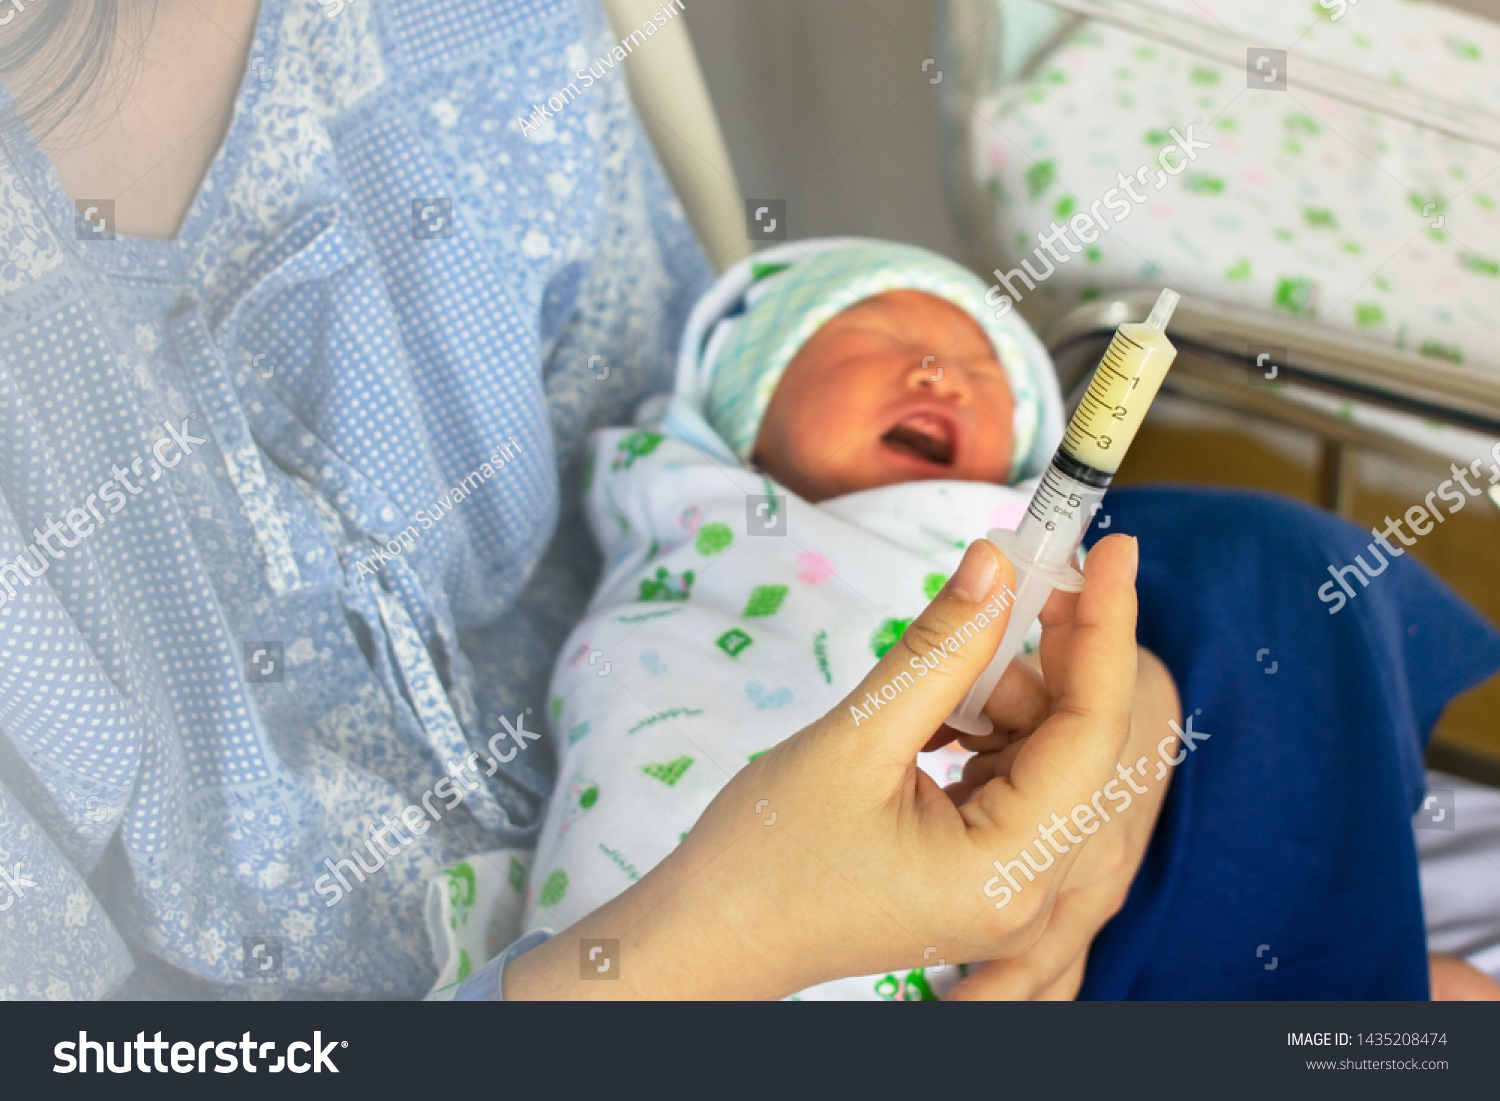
[502,779,822,1001]
[503,848,739,1000]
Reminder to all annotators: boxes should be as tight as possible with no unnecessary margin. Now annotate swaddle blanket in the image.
[517,426,1038,998]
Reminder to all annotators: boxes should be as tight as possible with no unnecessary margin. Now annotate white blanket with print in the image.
[515,426,1037,999]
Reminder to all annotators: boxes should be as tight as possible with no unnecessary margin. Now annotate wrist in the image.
[502,836,805,1000]
[619,824,822,999]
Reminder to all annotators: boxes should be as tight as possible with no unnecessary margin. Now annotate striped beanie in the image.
[665,237,1064,483]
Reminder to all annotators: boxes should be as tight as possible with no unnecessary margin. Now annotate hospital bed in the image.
[615,0,1500,513]
[600,0,749,269]
[932,0,1500,518]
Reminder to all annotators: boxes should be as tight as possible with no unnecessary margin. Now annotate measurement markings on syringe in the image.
[1063,332,1146,456]
[1028,466,1093,531]
[946,289,1180,738]
[1096,331,1144,384]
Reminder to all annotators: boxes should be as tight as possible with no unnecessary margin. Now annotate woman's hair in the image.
[0,0,155,153]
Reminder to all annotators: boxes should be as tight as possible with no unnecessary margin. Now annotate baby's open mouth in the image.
[881,411,955,465]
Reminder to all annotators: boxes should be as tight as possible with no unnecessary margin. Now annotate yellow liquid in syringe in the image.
[1060,320,1178,476]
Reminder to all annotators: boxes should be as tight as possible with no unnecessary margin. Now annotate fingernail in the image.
[947,540,997,602]
[1128,535,1139,575]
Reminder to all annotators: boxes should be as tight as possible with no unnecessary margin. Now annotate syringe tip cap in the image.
[1145,288,1180,332]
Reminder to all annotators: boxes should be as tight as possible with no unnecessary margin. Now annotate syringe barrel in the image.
[1013,463,1110,567]
[946,566,1055,737]
[945,288,1178,738]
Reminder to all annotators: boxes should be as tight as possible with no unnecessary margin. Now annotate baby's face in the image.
[753,290,1016,502]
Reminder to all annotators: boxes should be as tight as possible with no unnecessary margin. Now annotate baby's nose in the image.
[909,357,962,395]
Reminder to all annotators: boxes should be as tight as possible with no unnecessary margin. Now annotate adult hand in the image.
[504,533,1142,999]
[944,645,1180,1000]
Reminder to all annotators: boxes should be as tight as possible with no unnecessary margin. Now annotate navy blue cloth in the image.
[1078,486,1500,999]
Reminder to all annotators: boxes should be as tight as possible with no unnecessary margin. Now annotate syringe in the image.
[946,288,1181,737]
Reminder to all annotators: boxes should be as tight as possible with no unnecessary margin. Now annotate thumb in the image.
[830,539,1017,769]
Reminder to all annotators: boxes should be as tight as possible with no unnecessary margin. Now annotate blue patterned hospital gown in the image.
[0,0,710,998]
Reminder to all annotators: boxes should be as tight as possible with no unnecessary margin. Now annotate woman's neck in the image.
[20,0,260,241]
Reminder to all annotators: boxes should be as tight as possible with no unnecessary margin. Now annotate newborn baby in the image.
[510,238,1073,1000]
